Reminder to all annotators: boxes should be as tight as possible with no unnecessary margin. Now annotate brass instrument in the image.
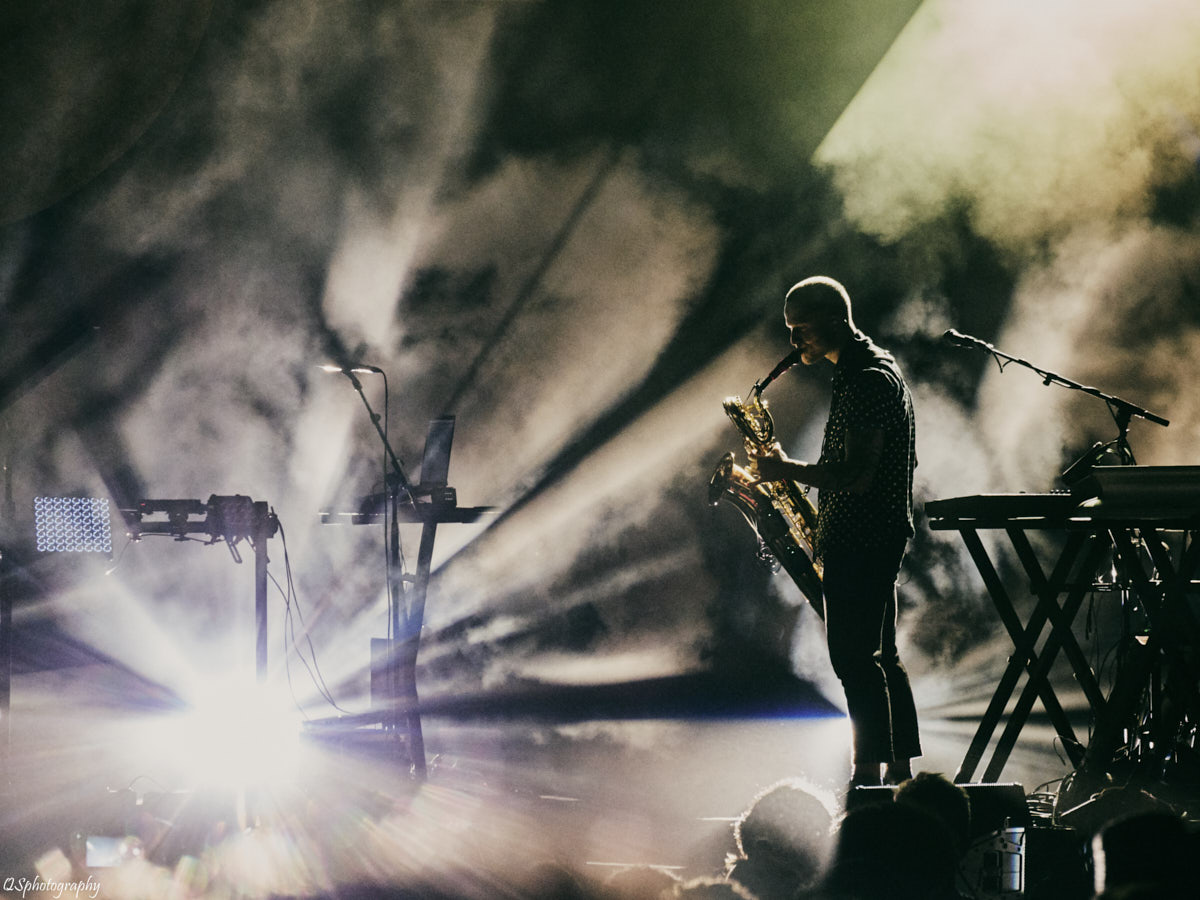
[708,351,824,616]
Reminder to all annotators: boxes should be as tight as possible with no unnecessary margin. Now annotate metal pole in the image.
[254,503,272,684]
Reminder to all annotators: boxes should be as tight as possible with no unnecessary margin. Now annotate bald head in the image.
[784,276,854,328]
[784,276,856,364]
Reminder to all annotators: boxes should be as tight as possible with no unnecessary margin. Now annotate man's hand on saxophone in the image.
[749,443,808,485]
[751,427,884,494]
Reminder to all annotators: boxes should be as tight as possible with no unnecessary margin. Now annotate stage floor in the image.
[0,699,1102,899]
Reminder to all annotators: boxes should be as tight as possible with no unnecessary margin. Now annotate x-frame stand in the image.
[938,512,1200,787]
[951,526,1105,783]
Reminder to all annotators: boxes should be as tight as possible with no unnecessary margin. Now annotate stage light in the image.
[33,496,113,554]
[140,682,304,789]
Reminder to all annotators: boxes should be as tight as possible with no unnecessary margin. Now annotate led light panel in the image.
[33,496,113,554]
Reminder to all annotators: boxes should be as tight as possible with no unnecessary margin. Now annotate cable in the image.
[277,528,345,713]
[1032,776,1066,794]
[269,519,351,717]
[273,567,332,717]
[115,510,351,718]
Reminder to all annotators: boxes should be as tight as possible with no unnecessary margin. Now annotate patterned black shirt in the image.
[813,331,915,558]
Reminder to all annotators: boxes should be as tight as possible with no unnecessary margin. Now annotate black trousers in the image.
[821,538,922,765]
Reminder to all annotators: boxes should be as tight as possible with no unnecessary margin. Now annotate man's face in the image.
[785,307,837,364]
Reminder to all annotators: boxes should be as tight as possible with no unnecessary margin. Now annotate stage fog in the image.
[2,1,1199,895]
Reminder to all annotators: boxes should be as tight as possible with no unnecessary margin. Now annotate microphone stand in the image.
[342,369,414,505]
[340,370,417,745]
[944,331,1169,478]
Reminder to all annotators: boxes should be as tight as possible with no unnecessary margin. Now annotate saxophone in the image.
[708,350,824,616]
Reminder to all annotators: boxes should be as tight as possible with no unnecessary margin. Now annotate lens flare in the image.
[137,681,304,789]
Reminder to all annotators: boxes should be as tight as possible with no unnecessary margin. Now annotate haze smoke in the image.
[6,2,1199,842]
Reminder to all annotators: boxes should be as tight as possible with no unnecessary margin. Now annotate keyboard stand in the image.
[951,527,1102,783]
[927,496,1200,786]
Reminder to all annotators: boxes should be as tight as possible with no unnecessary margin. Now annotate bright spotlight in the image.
[144,683,303,789]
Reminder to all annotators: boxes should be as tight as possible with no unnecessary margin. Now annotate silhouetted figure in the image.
[1091,810,1195,899]
[893,772,971,859]
[725,778,831,900]
[520,860,599,899]
[754,277,921,788]
[820,801,958,900]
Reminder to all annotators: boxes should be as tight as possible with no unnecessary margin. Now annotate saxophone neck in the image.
[756,347,805,395]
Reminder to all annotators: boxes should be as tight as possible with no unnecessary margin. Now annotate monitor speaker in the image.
[846,782,1029,838]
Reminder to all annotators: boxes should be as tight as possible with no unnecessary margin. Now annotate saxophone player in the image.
[751,276,921,789]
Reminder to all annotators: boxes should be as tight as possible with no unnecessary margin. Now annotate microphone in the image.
[318,364,384,375]
[756,347,805,393]
[942,329,987,349]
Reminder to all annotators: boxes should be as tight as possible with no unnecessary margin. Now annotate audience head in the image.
[1092,809,1195,899]
[728,777,833,898]
[733,777,832,863]
[822,800,958,900]
[518,860,596,899]
[893,771,972,857]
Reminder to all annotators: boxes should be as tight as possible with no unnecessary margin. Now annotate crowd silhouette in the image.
[301,772,1194,900]
[32,770,1198,899]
